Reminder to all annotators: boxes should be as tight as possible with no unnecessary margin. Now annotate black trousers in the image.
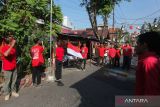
[97,57,104,65]
[109,57,115,68]
[122,56,131,70]
[32,65,43,85]
[114,57,120,67]
[55,60,63,80]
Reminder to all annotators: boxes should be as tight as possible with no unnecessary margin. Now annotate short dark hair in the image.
[137,31,160,56]
[33,38,40,44]
[125,41,129,44]
[57,40,62,47]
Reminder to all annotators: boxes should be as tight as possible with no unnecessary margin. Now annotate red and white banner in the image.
[67,42,83,59]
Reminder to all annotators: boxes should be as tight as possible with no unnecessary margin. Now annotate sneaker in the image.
[12,92,19,98]
[33,83,38,87]
[4,95,10,101]
[36,84,42,88]
[55,79,59,82]
[57,81,64,86]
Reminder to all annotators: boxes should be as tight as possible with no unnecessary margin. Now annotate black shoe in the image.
[57,81,64,86]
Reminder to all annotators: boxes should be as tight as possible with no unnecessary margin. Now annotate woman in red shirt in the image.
[135,31,160,95]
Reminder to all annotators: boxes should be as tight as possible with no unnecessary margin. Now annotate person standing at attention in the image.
[98,43,105,66]
[81,43,88,71]
[30,38,44,87]
[108,43,116,68]
[114,45,121,67]
[122,42,133,70]
[55,41,64,86]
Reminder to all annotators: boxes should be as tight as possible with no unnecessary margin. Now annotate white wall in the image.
[63,16,74,29]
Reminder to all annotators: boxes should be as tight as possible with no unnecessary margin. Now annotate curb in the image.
[105,68,136,80]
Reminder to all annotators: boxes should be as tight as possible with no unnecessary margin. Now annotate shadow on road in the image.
[70,67,135,107]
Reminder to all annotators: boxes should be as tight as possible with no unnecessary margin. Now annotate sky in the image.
[54,0,160,32]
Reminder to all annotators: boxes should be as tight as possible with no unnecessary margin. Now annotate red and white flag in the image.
[67,42,83,59]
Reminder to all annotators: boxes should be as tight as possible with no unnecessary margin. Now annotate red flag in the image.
[67,42,83,58]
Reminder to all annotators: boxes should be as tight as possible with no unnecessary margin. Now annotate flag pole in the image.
[47,0,54,81]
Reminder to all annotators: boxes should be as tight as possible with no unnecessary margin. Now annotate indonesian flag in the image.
[67,42,83,59]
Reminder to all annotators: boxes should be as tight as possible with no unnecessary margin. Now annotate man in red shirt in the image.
[1,35,19,101]
[55,41,64,86]
[30,38,44,87]
[122,42,133,70]
[108,43,116,68]
[98,43,105,66]
[81,43,88,71]
[135,31,160,95]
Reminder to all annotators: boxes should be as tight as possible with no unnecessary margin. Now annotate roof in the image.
[61,26,122,41]
[57,33,99,42]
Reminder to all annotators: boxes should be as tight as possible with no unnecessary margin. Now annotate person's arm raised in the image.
[4,40,16,57]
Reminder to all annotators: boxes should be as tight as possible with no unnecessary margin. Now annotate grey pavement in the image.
[0,63,135,107]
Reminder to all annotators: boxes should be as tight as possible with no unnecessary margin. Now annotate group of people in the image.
[93,41,133,70]
[0,31,160,102]
[0,35,89,101]
[0,35,62,101]
[93,31,160,95]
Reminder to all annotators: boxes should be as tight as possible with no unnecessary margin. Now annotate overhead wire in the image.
[117,8,160,21]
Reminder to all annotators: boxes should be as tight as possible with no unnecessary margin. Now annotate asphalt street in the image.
[0,64,135,107]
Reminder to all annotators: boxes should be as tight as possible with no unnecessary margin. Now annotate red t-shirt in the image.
[1,45,16,71]
[81,46,88,59]
[108,48,116,58]
[98,47,105,57]
[56,47,64,61]
[135,51,160,95]
[31,45,44,67]
[122,45,132,56]
[115,49,121,58]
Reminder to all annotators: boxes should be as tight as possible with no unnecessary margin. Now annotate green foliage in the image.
[141,17,160,33]
[0,0,63,74]
[140,17,160,33]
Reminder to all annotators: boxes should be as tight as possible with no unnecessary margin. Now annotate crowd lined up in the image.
[92,42,133,70]
[0,31,160,102]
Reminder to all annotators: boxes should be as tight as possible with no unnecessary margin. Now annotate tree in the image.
[80,0,98,39]
[140,17,160,33]
[80,0,131,40]
[0,0,63,73]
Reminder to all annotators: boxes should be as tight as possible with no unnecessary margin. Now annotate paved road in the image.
[0,64,135,107]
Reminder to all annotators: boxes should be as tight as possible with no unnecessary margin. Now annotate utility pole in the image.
[112,0,115,42]
[50,0,53,70]
[112,6,115,30]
